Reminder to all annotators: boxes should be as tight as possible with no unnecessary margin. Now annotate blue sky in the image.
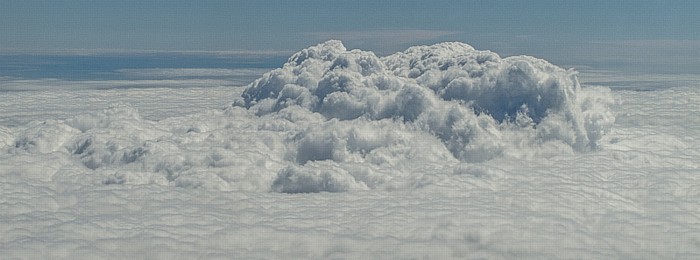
[2,0,699,72]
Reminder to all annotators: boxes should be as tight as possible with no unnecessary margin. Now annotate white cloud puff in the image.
[238,40,615,162]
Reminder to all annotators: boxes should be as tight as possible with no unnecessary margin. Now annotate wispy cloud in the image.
[116,68,270,78]
[0,78,251,92]
[591,39,700,49]
[0,48,294,57]
[567,40,700,73]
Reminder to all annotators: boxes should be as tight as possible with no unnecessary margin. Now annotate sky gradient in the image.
[2,0,699,72]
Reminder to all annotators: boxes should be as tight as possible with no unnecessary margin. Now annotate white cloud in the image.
[239,40,614,162]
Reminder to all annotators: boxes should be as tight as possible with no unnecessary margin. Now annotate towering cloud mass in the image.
[238,40,614,164]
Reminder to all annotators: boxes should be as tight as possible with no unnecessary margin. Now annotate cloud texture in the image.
[238,40,613,165]
[6,41,698,258]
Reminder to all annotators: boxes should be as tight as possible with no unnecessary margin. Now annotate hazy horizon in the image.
[3,1,700,73]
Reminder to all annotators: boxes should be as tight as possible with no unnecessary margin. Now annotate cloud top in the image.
[238,40,614,164]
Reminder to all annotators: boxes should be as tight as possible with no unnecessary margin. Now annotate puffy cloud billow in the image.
[236,40,614,164]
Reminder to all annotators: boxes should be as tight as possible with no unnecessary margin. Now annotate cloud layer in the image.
[1,41,700,258]
[0,41,617,195]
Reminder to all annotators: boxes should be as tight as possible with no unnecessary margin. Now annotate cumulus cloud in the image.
[237,40,614,163]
